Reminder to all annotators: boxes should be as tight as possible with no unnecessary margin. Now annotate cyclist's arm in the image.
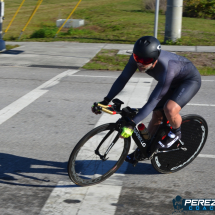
[132,69,174,124]
[105,55,137,101]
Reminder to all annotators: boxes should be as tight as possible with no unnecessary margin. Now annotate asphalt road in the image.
[0,66,214,214]
[0,42,215,215]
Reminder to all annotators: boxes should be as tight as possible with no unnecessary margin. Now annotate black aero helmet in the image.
[133,36,161,64]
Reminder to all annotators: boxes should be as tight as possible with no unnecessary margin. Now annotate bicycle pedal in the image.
[179,139,184,145]
[132,160,138,167]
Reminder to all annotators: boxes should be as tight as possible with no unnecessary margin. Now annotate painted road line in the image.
[71,74,142,83]
[71,74,117,78]
[198,154,215,159]
[71,74,151,83]
[0,70,78,125]
[187,103,215,107]
[40,78,154,215]
[40,179,123,215]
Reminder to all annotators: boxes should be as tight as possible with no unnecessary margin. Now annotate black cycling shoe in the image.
[125,150,136,164]
[157,131,181,151]
[125,148,146,167]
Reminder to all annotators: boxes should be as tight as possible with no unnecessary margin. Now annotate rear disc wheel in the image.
[151,115,208,173]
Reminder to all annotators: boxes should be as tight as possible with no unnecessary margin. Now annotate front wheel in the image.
[67,123,131,186]
[151,114,208,174]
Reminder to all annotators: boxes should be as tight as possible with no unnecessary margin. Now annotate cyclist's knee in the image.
[164,100,181,117]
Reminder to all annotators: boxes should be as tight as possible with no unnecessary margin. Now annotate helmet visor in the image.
[133,53,154,65]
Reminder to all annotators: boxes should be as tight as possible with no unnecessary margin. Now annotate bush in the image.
[60,28,93,36]
[30,26,58,38]
[183,0,215,19]
[142,0,167,14]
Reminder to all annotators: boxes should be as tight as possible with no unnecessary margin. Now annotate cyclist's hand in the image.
[91,98,110,115]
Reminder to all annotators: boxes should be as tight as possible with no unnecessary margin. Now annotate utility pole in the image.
[154,0,160,39]
[0,0,5,51]
[164,0,183,43]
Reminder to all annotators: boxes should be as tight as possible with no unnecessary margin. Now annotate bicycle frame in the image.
[94,101,185,161]
[131,111,169,159]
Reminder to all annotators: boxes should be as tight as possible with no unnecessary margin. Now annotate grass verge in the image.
[3,0,215,45]
[82,49,215,75]
[83,49,130,71]
[5,45,19,50]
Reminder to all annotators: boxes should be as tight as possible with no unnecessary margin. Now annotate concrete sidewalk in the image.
[2,41,215,68]
[6,41,215,52]
[103,43,215,53]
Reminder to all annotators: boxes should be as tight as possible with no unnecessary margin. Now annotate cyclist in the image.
[92,36,201,164]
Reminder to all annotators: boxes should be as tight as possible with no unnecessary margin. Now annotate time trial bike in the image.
[67,98,208,186]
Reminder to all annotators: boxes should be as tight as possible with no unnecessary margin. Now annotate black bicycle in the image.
[67,98,208,186]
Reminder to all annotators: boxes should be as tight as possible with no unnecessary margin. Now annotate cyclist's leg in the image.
[164,100,182,130]
[148,87,175,137]
[158,79,201,148]
[164,78,201,129]
[147,110,163,137]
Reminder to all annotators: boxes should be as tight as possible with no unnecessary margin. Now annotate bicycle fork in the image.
[95,129,120,161]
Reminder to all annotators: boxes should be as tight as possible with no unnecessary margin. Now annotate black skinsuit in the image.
[105,50,201,124]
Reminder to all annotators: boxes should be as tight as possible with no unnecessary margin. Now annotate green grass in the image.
[3,0,215,45]
[83,49,215,75]
[83,49,130,71]
[198,67,215,75]
[5,44,19,50]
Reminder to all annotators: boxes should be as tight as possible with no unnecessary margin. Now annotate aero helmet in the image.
[133,36,161,64]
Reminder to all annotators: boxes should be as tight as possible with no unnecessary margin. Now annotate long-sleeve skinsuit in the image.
[105,50,201,124]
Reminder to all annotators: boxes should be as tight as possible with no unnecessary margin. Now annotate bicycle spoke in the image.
[76,152,98,161]
[76,154,97,175]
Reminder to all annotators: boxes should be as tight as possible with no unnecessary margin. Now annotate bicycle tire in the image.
[151,114,208,174]
[67,123,131,186]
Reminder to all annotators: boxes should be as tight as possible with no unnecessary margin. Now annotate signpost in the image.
[154,0,160,39]
[0,0,5,51]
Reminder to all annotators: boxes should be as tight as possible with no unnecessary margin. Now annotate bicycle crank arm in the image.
[155,147,187,154]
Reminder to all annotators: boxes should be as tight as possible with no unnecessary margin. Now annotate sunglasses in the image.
[133,53,154,65]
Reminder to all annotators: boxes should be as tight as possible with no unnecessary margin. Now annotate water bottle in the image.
[138,123,151,141]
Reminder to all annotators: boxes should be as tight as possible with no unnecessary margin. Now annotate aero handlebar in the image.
[96,103,117,115]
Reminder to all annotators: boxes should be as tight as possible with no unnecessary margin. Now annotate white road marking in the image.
[187,103,215,107]
[198,154,215,159]
[71,74,145,83]
[0,70,79,125]
[71,74,118,78]
[40,78,154,215]
[202,80,214,82]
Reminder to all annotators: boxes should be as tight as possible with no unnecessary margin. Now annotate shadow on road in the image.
[0,153,75,188]
[0,153,158,187]
[123,162,159,175]
[2,50,24,55]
